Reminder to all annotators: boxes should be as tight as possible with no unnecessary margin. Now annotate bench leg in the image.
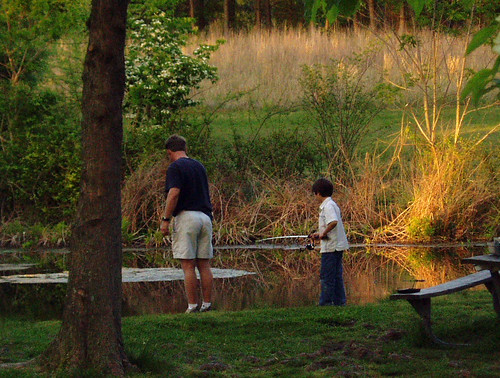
[407,298,468,347]
[408,298,434,341]
[485,271,500,316]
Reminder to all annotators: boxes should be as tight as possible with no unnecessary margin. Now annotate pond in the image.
[0,243,490,319]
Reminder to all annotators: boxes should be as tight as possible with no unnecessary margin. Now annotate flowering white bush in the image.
[125,12,222,126]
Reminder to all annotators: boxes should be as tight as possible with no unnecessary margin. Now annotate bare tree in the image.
[40,0,131,375]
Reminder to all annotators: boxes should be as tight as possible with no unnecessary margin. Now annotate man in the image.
[160,135,214,313]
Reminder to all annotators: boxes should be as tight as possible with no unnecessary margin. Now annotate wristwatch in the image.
[161,216,171,222]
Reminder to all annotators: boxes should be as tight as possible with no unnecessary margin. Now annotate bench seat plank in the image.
[390,270,492,300]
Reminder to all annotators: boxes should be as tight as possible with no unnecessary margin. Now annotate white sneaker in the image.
[185,305,199,314]
[200,304,212,312]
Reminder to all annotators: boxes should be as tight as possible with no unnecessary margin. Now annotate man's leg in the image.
[196,258,213,303]
[180,259,198,305]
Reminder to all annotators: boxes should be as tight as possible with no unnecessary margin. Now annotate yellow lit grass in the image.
[189,27,495,107]
[404,144,498,240]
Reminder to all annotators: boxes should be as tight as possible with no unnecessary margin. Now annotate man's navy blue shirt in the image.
[165,157,213,219]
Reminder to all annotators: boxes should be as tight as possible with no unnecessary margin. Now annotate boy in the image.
[311,178,349,306]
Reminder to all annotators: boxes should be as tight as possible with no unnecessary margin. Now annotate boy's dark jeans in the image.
[319,251,346,306]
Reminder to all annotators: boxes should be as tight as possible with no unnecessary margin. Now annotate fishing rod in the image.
[255,235,310,243]
[255,235,317,251]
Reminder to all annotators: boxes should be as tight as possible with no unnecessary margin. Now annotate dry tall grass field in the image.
[189,27,496,107]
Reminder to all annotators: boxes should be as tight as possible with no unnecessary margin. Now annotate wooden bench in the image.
[390,270,493,345]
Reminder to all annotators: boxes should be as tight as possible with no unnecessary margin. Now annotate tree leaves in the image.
[405,0,433,18]
[466,25,499,54]
[462,17,500,105]
[305,0,360,24]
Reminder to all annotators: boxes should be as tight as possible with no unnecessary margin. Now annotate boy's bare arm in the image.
[312,221,337,240]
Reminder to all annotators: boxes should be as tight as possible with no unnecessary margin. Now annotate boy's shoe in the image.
[185,305,199,314]
[199,304,212,312]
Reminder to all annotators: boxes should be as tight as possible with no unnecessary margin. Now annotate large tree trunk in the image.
[40,0,130,375]
[224,0,236,33]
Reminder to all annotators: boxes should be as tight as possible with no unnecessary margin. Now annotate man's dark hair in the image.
[312,178,334,197]
[165,134,187,152]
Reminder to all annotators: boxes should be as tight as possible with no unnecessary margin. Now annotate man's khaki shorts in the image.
[172,211,213,259]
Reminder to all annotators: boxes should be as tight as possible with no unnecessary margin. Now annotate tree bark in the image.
[353,11,361,33]
[398,2,406,34]
[262,0,272,28]
[368,0,376,30]
[40,0,130,375]
[255,0,272,29]
[224,0,236,33]
[255,0,262,29]
[189,0,206,29]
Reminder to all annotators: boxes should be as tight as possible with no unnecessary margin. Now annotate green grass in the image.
[1,290,499,376]
[205,106,500,150]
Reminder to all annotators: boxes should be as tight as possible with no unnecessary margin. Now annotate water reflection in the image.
[124,245,488,314]
[0,245,490,318]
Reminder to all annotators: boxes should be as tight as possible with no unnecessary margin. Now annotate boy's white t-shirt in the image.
[318,197,349,253]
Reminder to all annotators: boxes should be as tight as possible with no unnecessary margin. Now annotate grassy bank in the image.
[1,290,499,376]
[205,107,500,148]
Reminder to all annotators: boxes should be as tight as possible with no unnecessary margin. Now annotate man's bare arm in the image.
[160,187,180,235]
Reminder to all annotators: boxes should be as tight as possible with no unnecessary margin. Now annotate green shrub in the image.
[407,217,435,241]
[299,49,397,176]
[213,127,323,182]
[0,87,81,222]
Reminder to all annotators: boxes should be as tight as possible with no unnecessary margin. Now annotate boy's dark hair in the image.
[312,178,334,197]
[165,134,187,152]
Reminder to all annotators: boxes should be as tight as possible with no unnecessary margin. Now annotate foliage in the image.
[123,10,223,175]
[303,0,360,25]
[407,216,434,240]
[125,11,223,128]
[302,0,499,29]
[0,86,81,222]
[381,4,496,155]
[0,0,86,222]
[299,50,395,174]
[218,127,323,180]
[462,15,500,105]
[0,219,70,247]
[415,0,500,31]
[0,0,87,87]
